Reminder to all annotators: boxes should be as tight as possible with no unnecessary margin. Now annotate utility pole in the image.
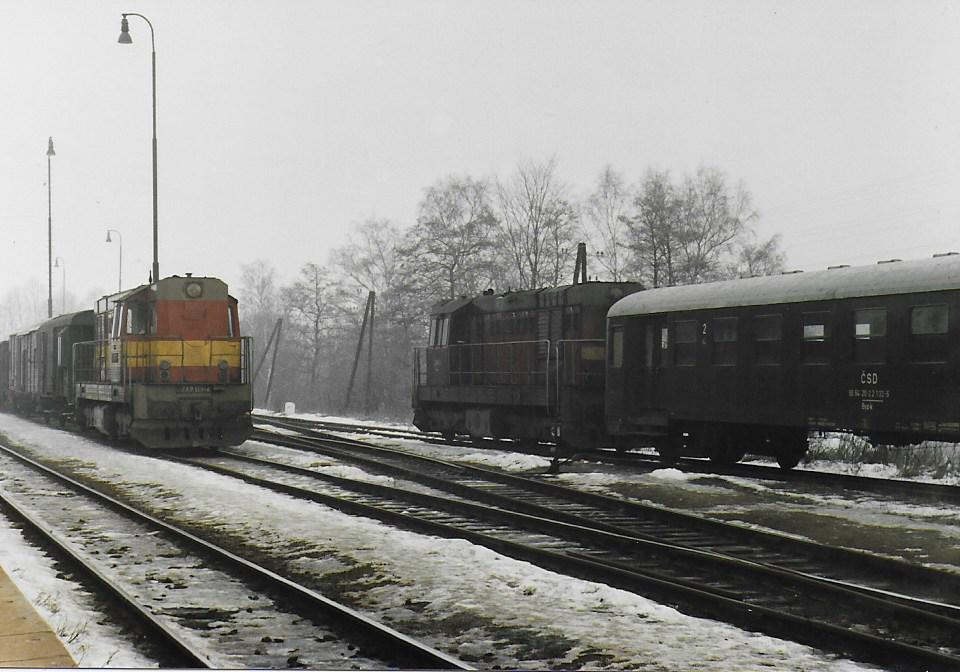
[344,291,376,414]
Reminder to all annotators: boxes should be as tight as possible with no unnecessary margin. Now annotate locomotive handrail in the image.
[413,339,553,409]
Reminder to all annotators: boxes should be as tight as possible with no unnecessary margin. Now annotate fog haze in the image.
[2,0,959,319]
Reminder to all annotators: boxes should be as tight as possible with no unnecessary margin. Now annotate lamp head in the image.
[106,231,113,243]
[46,137,55,158]
[118,16,133,44]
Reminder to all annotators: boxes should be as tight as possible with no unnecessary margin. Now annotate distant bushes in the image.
[805,433,960,480]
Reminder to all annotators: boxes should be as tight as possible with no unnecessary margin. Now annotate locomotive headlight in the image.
[159,360,171,370]
[218,359,229,382]
[158,359,171,382]
[184,281,203,299]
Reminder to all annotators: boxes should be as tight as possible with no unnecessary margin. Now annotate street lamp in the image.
[46,136,55,318]
[106,229,123,292]
[53,257,65,313]
[117,13,159,284]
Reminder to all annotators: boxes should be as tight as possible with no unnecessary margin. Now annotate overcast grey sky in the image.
[2,0,959,311]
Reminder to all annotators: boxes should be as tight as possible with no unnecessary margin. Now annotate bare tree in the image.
[238,259,281,407]
[580,165,633,281]
[282,263,339,405]
[0,280,44,338]
[625,169,684,287]
[496,157,577,289]
[729,233,786,278]
[331,218,425,415]
[625,167,768,287]
[676,166,758,283]
[403,175,499,301]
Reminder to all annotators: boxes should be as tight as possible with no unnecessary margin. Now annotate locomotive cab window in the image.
[801,312,831,364]
[853,308,887,364]
[910,304,948,363]
[754,314,782,365]
[674,320,697,366]
[429,316,450,346]
[111,306,123,339]
[711,317,738,366]
[126,301,151,335]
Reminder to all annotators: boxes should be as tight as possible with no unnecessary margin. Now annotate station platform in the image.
[0,565,74,668]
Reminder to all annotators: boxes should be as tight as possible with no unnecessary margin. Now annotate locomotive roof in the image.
[608,254,960,317]
[432,281,642,315]
[98,275,229,311]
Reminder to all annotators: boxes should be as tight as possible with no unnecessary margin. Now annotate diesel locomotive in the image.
[412,278,643,451]
[1,274,253,449]
[414,253,960,468]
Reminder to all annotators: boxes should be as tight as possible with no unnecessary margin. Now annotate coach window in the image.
[910,304,948,363]
[711,317,738,366]
[853,308,887,364]
[801,312,831,364]
[754,314,782,365]
[609,326,624,368]
[675,320,697,366]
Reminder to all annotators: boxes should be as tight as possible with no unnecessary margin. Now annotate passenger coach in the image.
[606,254,960,468]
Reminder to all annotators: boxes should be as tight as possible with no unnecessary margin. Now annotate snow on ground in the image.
[0,513,155,667]
[256,412,960,571]
[0,412,878,671]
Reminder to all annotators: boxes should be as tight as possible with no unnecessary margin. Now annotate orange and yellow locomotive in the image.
[71,274,253,448]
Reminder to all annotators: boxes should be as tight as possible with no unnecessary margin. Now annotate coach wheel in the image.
[710,433,746,466]
[656,431,684,464]
[776,431,808,470]
[441,430,456,441]
[776,452,802,470]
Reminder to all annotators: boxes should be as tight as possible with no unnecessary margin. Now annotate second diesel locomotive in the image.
[3,274,253,449]
[412,278,643,451]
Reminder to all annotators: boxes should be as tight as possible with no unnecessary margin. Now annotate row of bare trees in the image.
[242,159,785,418]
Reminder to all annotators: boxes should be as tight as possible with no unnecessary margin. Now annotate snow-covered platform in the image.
[0,564,74,668]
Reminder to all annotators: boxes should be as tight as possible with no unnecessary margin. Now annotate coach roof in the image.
[608,254,960,318]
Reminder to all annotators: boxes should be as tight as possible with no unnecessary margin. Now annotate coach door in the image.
[638,320,662,408]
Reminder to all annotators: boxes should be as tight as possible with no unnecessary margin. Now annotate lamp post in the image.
[53,257,65,313]
[117,13,159,284]
[106,229,123,292]
[46,137,55,317]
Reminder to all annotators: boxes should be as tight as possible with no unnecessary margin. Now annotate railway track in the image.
[0,441,470,670]
[254,413,960,504]
[240,422,960,671]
